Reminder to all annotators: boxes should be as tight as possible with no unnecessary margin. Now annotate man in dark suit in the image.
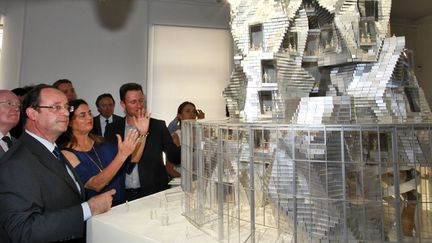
[105,83,180,201]
[0,84,115,242]
[0,90,20,157]
[92,93,122,137]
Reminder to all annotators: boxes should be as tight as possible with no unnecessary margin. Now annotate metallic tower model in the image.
[182,0,432,242]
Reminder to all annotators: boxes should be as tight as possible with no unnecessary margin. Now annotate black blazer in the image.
[0,136,17,158]
[0,132,86,243]
[92,114,122,137]
[105,117,180,195]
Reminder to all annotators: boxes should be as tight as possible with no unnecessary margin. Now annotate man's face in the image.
[121,90,145,117]
[31,88,70,140]
[97,97,115,119]
[57,82,76,101]
[0,91,20,131]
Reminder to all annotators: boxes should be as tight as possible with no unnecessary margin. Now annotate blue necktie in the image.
[52,147,63,162]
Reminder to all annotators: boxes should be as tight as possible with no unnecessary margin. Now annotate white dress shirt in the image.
[99,115,113,136]
[124,122,141,189]
[0,132,12,152]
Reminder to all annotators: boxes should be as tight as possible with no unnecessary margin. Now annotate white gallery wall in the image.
[148,25,231,122]
[0,0,230,116]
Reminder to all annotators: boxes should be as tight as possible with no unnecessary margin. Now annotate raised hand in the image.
[132,108,150,135]
[196,109,205,119]
[116,129,140,159]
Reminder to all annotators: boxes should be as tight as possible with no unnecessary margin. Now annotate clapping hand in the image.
[116,129,140,160]
[132,108,150,136]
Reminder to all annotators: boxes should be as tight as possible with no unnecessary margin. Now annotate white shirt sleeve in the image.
[81,202,92,221]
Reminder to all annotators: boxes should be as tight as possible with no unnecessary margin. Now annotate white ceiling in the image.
[390,0,432,21]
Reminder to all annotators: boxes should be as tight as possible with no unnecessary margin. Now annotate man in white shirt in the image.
[92,93,122,137]
[0,90,20,157]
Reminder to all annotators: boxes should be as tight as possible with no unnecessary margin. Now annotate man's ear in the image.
[26,107,37,121]
[120,101,126,109]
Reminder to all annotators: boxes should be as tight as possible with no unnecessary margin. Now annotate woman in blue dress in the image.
[61,99,149,206]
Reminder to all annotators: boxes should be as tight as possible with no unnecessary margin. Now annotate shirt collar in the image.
[100,115,112,122]
[25,130,57,152]
[0,132,11,139]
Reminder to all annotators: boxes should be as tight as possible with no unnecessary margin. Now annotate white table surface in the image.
[87,186,219,243]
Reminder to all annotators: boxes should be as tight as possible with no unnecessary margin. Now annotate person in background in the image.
[0,84,114,242]
[166,101,202,178]
[92,93,122,137]
[10,85,33,138]
[105,82,180,201]
[0,90,20,157]
[167,103,204,134]
[53,79,77,102]
[61,99,148,206]
[11,86,33,103]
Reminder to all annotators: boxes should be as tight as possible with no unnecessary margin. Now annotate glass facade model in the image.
[182,122,432,242]
[181,0,432,242]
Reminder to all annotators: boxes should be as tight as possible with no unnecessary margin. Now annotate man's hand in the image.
[132,108,150,135]
[88,189,116,216]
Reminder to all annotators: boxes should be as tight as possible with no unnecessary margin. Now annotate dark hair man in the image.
[105,82,180,201]
[93,93,122,136]
[0,84,115,242]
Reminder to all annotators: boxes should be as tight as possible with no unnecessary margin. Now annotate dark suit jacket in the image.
[0,136,17,158]
[0,132,86,243]
[105,117,180,195]
[92,114,122,137]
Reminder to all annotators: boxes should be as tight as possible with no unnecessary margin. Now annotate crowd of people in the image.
[0,80,204,242]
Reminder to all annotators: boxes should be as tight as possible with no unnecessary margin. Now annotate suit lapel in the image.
[22,133,84,199]
[63,157,86,200]
[93,115,102,136]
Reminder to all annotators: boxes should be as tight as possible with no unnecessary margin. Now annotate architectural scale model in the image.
[181,0,432,242]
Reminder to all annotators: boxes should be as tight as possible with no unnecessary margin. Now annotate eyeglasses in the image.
[33,104,74,113]
[0,101,21,109]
